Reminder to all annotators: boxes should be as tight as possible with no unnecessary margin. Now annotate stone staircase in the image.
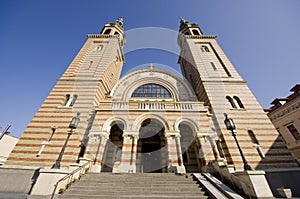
[58,173,208,199]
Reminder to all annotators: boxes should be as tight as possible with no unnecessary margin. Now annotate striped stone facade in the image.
[178,19,298,170]
[6,18,298,173]
[6,20,125,168]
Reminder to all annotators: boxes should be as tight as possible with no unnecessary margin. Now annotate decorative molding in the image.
[87,34,119,39]
[186,35,216,39]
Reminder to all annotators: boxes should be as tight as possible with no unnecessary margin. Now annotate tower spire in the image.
[179,17,189,30]
[116,17,124,28]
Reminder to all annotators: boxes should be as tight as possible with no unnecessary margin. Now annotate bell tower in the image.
[177,18,298,170]
[6,18,125,167]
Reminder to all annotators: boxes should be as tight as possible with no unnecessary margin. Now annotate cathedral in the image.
[5,17,298,176]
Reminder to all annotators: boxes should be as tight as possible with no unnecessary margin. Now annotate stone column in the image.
[165,131,186,173]
[174,134,184,166]
[197,134,216,172]
[131,134,139,167]
[114,131,138,173]
[86,132,109,172]
[205,134,226,173]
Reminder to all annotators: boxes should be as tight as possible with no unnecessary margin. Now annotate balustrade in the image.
[98,101,202,111]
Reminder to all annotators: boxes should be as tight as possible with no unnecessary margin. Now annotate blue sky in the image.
[0,0,299,137]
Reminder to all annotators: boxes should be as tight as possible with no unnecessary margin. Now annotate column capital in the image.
[197,132,220,141]
[89,131,109,139]
[196,132,210,138]
[165,130,180,137]
[123,131,139,139]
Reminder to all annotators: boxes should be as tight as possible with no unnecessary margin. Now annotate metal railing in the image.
[50,160,93,199]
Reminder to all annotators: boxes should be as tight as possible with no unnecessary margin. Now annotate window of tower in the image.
[248,130,265,159]
[114,31,120,35]
[94,45,103,51]
[184,31,190,35]
[64,94,78,107]
[131,83,172,98]
[226,96,236,109]
[233,96,245,109]
[210,62,217,71]
[64,94,71,106]
[104,29,111,35]
[201,45,210,52]
[192,29,200,35]
[69,94,78,107]
[248,130,259,145]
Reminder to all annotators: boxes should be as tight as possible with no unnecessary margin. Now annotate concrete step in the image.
[72,183,201,189]
[60,194,207,199]
[0,193,28,199]
[59,173,208,199]
[67,189,204,195]
[78,180,198,184]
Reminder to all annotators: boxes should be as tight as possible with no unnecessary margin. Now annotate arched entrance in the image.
[136,119,167,173]
[179,123,201,173]
[101,122,124,172]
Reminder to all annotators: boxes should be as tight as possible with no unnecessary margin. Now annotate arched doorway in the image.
[136,119,167,173]
[101,122,124,172]
[179,123,201,173]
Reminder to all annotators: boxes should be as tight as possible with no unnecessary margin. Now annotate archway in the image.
[101,122,124,172]
[136,119,167,173]
[179,123,201,173]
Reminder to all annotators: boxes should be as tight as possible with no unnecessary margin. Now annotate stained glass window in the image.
[131,84,172,98]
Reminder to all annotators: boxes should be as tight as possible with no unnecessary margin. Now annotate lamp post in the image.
[224,113,252,171]
[52,112,80,169]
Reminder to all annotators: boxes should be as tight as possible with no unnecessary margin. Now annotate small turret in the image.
[100,17,126,46]
[179,17,203,36]
[115,17,124,28]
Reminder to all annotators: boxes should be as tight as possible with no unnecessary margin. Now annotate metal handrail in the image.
[50,160,92,199]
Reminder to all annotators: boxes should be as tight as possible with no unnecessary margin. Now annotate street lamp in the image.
[52,112,80,169]
[224,113,252,171]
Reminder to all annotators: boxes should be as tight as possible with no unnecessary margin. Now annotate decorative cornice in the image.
[185,35,216,39]
[87,34,120,38]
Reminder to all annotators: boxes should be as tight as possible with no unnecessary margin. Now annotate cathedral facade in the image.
[6,18,298,174]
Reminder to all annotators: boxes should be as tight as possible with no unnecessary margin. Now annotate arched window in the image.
[226,96,236,109]
[94,45,103,51]
[69,94,78,107]
[210,62,217,71]
[114,31,119,35]
[104,29,111,35]
[64,94,71,106]
[248,130,265,158]
[192,29,200,35]
[185,31,190,35]
[248,130,259,145]
[201,45,210,52]
[64,94,78,107]
[131,83,172,98]
[233,96,245,109]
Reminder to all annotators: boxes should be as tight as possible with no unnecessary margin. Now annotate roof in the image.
[267,84,300,113]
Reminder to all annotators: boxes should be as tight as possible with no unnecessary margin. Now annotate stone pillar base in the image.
[90,163,101,172]
[211,159,225,173]
[235,170,273,198]
[30,168,70,196]
[218,164,235,182]
[168,165,186,174]
[113,162,136,173]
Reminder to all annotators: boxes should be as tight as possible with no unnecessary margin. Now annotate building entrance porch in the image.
[136,119,168,173]
[94,116,207,174]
